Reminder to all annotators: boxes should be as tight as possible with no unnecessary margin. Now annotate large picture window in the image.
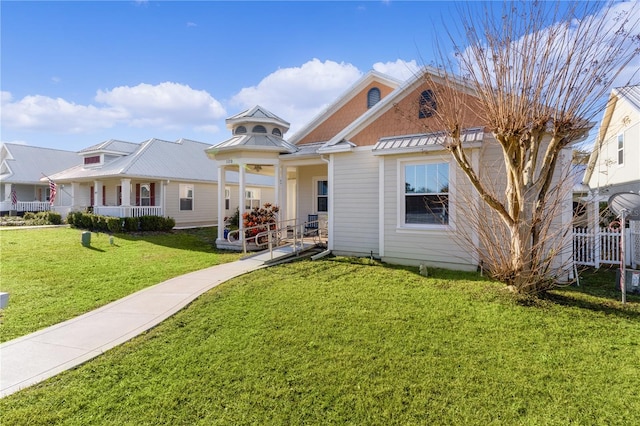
[180,184,193,211]
[404,162,449,225]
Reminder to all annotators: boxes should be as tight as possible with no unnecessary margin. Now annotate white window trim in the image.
[313,176,329,214]
[396,156,455,232]
[617,133,624,166]
[245,188,261,210]
[179,183,194,211]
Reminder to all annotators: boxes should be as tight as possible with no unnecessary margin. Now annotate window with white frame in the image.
[403,162,449,225]
[617,134,624,165]
[179,184,194,211]
[245,189,261,210]
[140,184,151,206]
[315,179,328,213]
[225,187,231,210]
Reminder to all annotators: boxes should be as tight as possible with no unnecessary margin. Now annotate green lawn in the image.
[0,227,241,342]
[1,258,638,425]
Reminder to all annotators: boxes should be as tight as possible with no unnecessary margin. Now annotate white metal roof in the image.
[0,143,79,185]
[49,138,273,186]
[78,139,140,155]
[225,105,290,131]
[372,127,485,154]
[208,133,298,154]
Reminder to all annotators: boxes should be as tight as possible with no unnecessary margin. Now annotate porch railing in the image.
[0,200,51,212]
[93,206,163,218]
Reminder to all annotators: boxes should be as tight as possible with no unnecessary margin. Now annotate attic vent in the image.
[367,87,381,108]
[252,125,267,133]
[235,126,247,135]
[272,128,282,137]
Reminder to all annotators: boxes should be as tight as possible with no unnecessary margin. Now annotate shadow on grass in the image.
[82,245,105,252]
[112,227,236,255]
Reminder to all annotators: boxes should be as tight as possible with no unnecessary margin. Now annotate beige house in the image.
[207,69,577,271]
[0,143,78,214]
[48,138,274,228]
[584,85,640,197]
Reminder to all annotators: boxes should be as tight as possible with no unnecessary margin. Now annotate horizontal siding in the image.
[382,153,476,269]
[332,149,379,255]
[164,182,217,227]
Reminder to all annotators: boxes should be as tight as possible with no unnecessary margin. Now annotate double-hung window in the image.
[316,179,328,213]
[245,189,261,210]
[180,184,194,211]
[617,134,624,165]
[403,162,449,225]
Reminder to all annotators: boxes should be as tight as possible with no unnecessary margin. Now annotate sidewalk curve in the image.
[0,257,266,398]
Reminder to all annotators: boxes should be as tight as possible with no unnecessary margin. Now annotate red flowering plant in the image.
[242,203,280,244]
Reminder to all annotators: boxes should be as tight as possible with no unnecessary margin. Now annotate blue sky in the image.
[1,1,638,152]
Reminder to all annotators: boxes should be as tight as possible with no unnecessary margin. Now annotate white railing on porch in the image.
[573,227,637,268]
[0,200,51,212]
[93,206,163,218]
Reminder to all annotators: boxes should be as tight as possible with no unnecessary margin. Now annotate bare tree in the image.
[413,1,639,294]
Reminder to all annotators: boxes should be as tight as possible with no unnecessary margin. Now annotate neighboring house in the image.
[47,138,274,228]
[584,85,640,196]
[0,143,78,215]
[207,69,578,271]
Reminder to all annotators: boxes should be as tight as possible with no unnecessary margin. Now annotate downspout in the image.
[320,155,333,251]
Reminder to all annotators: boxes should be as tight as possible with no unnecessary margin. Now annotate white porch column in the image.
[274,163,281,218]
[121,179,131,207]
[217,165,226,240]
[71,182,80,210]
[94,181,103,206]
[4,183,12,201]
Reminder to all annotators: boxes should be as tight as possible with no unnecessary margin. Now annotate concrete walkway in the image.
[0,247,302,398]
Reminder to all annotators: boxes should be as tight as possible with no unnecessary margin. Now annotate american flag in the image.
[10,187,17,205]
[48,178,57,206]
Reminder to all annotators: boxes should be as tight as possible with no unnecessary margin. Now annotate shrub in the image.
[161,217,176,231]
[106,217,123,233]
[23,212,36,220]
[47,212,62,225]
[123,217,139,232]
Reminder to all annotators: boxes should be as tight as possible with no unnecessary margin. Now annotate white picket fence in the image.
[573,224,639,268]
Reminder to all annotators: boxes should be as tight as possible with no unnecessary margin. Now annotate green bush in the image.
[23,212,36,220]
[47,212,62,225]
[106,217,123,233]
[123,217,139,232]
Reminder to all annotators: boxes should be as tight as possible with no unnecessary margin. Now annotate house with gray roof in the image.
[47,138,274,228]
[0,143,78,214]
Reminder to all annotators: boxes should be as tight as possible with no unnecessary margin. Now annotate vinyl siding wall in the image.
[331,148,380,256]
[588,98,640,191]
[165,181,217,227]
[380,150,477,270]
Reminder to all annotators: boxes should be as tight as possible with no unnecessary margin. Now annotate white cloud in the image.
[95,82,226,129]
[373,59,420,81]
[230,58,362,133]
[1,83,226,135]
